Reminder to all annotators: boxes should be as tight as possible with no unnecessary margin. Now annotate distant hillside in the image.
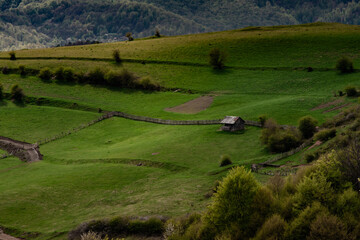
[0,0,360,51]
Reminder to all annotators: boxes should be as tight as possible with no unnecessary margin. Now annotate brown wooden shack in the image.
[221,116,245,132]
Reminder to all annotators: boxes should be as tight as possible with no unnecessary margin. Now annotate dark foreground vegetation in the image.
[68,105,360,240]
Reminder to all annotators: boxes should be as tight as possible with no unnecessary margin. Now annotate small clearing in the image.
[311,98,344,111]
[165,96,214,114]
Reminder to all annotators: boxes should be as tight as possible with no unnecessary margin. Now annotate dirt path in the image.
[322,103,353,113]
[0,229,20,240]
[311,98,344,111]
[165,95,214,114]
[0,136,42,162]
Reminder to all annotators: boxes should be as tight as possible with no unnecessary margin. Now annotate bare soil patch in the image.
[311,98,344,111]
[165,96,214,114]
[0,229,20,240]
[307,140,322,151]
[322,103,353,113]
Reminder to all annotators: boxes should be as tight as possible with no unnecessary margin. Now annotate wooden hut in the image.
[221,116,245,132]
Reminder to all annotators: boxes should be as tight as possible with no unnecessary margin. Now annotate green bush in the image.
[9,51,16,60]
[136,76,160,90]
[54,67,64,81]
[314,128,336,142]
[209,48,226,70]
[268,132,301,153]
[10,84,24,102]
[204,166,260,233]
[125,32,134,41]
[1,66,10,74]
[38,67,52,81]
[345,86,357,97]
[307,213,348,240]
[304,152,319,163]
[128,218,164,236]
[112,49,122,64]
[258,115,268,127]
[260,119,279,144]
[87,68,106,84]
[284,202,328,240]
[219,155,232,167]
[18,65,26,76]
[294,173,334,210]
[299,116,318,139]
[253,214,287,240]
[336,57,354,73]
[63,68,75,82]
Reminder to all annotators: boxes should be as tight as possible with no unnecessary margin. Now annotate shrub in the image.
[258,115,268,127]
[18,65,26,76]
[345,86,357,97]
[314,128,336,142]
[204,166,260,233]
[209,48,226,70]
[335,188,360,217]
[284,202,328,240]
[307,213,348,240]
[112,50,122,64]
[294,173,334,210]
[128,218,164,236]
[125,32,134,41]
[1,66,10,74]
[268,131,301,153]
[9,51,16,60]
[336,56,354,73]
[299,116,318,139]
[63,68,75,82]
[38,67,52,81]
[80,231,101,240]
[105,69,136,87]
[266,175,285,195]
[304,152,319,163]
[219,155,232,167]
[87,68,106,84]
[260,119,279,144]
[54,67,64,81]
[155,28,161,37]
[252,214,287,240]
[136,76,160,90]
[10,84,24,102]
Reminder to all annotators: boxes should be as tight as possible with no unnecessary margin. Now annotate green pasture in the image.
[0,102,99,142]
[0,118,267,237]
[1,23,360,68]
[0,23,359,238]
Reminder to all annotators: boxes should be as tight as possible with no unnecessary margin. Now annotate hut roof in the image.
[221,116,244,124]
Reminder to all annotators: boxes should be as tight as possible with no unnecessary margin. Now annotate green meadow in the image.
[0,23,359,239]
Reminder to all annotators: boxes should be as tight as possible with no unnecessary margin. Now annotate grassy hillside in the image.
[0,23,359,239]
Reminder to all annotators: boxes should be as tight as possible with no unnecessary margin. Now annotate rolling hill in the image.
[0,23,359,239]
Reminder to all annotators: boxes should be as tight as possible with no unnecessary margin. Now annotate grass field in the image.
[0,23,359,239]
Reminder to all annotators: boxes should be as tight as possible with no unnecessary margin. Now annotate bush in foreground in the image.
[10,84,24,102]
[314,128,336,142]
[112,50,122,64]
[299,116,318,139]
[209,48,226,70]
[345,86,358,97]
[219,155,232,167]
[38,68,52,81]
[336,57,354,73]
[9,51,16,60]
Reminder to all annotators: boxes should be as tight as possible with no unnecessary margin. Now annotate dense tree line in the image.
[0,0,360,51]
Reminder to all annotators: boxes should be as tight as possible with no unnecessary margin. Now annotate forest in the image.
[0,0,360,50]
